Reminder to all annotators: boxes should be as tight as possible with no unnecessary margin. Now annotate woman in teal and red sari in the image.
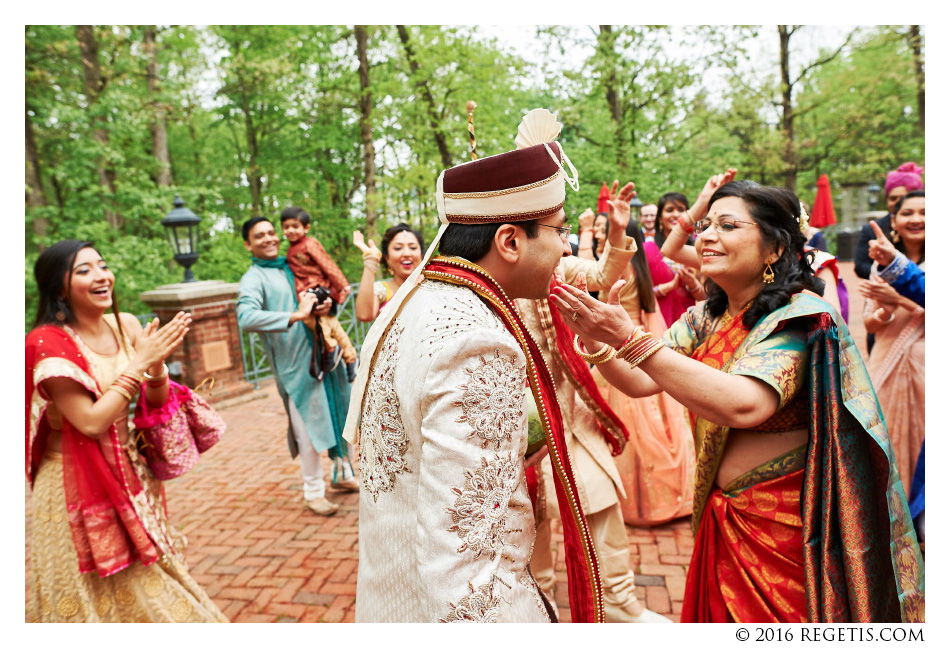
[550,181,923,623]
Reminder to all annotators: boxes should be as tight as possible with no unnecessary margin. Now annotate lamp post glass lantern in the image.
[162,195,202,282]
[629,195,644,211]
[867,182,881,210]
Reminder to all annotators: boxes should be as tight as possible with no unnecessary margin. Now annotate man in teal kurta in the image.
[236,216,355,516]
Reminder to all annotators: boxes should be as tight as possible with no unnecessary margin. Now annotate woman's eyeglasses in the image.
[537,223,573,241]
[695,218,758,235]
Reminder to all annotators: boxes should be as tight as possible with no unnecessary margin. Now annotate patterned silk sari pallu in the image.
[672,294,924,623]
[26,324,172,577]
[423,257,605,623]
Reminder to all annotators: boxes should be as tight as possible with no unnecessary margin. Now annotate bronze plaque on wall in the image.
[201,340,232,373]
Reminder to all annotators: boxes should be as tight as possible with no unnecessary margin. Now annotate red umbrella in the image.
[597,182,610,213]
[809,174,837,228]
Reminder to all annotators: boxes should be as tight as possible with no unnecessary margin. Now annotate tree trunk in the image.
[396,25,454,168]
[598,26,627,175]
[242,101,262,216]
[908,25,925,136]
[355,26,379,241]
[76,25,120,228]
[26,103,49,243]
[778,26,797,190]
[144,27,172,187]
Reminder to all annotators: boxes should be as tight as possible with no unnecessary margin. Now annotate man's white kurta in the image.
[354,279,550,623]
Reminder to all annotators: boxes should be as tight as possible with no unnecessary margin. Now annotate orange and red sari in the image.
[665,293,924,623]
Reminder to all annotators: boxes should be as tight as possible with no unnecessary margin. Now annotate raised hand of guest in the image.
[867,221,898,267]
[605,180,639,251]
[353,230,381,261]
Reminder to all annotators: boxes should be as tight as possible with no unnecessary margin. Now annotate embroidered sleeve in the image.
[373,281,389,306]
[560,239,635,291]
[730,322,809,409]
[662,303,710,357]
[878,251,925,307]
[415,327,527,621]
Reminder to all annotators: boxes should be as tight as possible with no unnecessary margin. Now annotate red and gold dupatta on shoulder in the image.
[423,256,605,623]
[26,324,166,577]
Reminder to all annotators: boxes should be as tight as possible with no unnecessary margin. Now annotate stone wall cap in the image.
[140,280,240,306]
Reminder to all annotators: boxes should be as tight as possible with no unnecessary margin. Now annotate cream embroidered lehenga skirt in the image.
[29,453,227,623]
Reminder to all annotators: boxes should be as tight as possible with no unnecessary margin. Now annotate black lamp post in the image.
[161,195,201,283]
[867,182,881,211]
[629,195,644,212]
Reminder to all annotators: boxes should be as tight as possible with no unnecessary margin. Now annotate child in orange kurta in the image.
[281,207,357,381]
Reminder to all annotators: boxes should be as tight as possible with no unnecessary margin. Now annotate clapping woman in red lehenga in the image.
[26,240,227,622]
[551,181,923,622]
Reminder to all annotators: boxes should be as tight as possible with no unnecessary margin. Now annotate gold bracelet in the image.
[615,327,650,354]
[616,329,664,368]
[874,308,896,324]
[107,383,135,402]
[143,363,168,382]
[572,335,617,364]
[363,255,380,273]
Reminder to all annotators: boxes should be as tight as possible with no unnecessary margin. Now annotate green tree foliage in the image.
[25,25,924,328]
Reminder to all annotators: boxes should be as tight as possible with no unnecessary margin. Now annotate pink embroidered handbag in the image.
[132,381,226,480]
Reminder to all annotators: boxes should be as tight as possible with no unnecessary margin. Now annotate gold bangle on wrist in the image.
[616,328,664,368]
[143,363,168,382]
[874,308,896,324]
[107,383,135,402]
[573,335,617,364]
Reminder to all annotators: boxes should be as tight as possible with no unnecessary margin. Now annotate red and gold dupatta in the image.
[26,324,163,577]
[424,257,605,623]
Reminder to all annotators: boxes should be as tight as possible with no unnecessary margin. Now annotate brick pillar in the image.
[139,280,254,403]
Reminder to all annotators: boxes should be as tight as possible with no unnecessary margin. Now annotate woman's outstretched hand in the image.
[353,231,381,260]
[550,277,635,349]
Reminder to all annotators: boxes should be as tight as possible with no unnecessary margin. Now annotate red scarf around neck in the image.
[424,256,605,623]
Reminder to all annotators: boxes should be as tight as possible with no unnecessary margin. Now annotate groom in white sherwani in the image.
[344,110,606,622]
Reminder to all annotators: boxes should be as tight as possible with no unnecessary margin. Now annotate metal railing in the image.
[240,283,370,387]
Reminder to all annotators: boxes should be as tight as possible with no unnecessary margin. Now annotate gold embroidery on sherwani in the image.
[439,577,502,622]
[360,322,411,502]
[424,258,605,622]
[447,453,520,558]
[456,351,525,449]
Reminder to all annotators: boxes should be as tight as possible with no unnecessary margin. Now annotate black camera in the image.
[306,286,332,305]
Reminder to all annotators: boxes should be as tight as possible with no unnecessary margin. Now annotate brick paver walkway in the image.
[24,262,867,623]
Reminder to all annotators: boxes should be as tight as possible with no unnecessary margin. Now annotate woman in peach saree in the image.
[860,191,925,493]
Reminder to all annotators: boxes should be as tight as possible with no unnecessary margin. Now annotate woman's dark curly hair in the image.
[702,181,824,328]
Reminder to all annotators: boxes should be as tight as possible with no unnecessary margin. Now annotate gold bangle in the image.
[572,335,617,364]
[616,327,650,353]
[616,329,664,368]
[874,308,896,324]
[143,363,168,382]
[107,384,135,402]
